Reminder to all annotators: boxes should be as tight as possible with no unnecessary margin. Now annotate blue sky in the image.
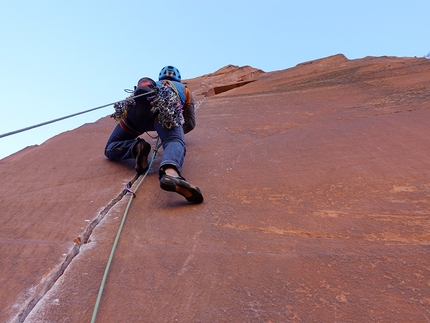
[0,0,429,160]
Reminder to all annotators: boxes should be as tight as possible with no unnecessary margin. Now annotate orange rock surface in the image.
[1,55,430,322]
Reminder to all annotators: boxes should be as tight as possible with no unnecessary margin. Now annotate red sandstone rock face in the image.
[184,64,265,98]
[1,55,430,322]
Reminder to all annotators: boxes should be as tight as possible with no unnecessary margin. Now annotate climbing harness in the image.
[0,91,154,139]
[90,136,160,323]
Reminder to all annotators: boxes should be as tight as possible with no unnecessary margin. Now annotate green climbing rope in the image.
[90,137,160,323]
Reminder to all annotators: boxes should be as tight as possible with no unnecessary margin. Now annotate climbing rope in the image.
[0,91,155,139]
[90,136,160,323]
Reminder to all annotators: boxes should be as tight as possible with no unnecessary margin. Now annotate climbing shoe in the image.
[160,174,204,204]
[134,139,151,174]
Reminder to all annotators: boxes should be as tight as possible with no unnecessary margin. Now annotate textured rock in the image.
[1,55,430,322]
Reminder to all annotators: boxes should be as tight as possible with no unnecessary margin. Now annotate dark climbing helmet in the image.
[135,77,157,93]
[158,66,181,82]
[134,77,157,102]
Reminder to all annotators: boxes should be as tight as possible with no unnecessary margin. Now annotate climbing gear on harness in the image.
[151,80,184,129]
[110,97,135,122]
[111,76,185,129]
[160,174,204,204]
[158,65,181,82]
[111,78,157,123]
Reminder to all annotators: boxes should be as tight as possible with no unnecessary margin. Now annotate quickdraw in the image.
[124,182,136,197]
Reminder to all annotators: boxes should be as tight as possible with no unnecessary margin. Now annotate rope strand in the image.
[0,91,154,139]
[90,137,160,323]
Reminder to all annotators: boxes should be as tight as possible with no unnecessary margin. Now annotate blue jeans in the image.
[104,122,186,176]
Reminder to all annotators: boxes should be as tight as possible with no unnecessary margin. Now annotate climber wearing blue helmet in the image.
[104,66,203,204]
[158,65,181,82]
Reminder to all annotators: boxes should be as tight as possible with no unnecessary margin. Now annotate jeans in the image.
[104,122,186,176]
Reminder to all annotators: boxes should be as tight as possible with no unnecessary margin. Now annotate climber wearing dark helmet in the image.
[104,66,203,204]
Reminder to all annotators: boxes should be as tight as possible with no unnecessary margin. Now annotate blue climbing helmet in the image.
[158,66,181,82]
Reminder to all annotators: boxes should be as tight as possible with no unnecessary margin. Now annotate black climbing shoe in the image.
[135,139,151,174]
[160,174,204,204]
